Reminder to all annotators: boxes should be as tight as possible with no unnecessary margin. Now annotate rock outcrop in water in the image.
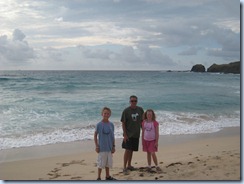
[207,61,240,74]
[191,61,240,74]
[191,64,206,72]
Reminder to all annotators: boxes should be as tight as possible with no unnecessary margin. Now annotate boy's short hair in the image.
[102,107,111,114]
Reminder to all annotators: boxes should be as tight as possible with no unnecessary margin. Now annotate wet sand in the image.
[0,127,240,181]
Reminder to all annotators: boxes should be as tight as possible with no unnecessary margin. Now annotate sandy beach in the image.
[0,127,240,181]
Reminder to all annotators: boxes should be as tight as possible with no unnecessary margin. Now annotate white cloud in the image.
[214,19,240,33]
[55,17,63,22]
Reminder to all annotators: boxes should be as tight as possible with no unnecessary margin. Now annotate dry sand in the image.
[0,127,240,181]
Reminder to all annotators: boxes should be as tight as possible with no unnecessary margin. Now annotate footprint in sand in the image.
[63,174,71,176]
[47,160,86,180]
[166,162,183,168]
[71,176,82,179]
[49,173,61,179]
[214,156,221,160]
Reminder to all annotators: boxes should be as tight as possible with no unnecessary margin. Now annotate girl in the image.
[141,109,162,172]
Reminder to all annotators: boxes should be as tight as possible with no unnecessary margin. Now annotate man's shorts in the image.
[122,137,139,151]
[97,152,113,169]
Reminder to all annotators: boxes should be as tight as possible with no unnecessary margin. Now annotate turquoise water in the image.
[0,70,240,149]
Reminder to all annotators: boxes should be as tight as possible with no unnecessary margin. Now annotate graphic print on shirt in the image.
[131,113,139,121]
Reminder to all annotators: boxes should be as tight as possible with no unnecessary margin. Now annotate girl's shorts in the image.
[97,152,113,169]
[142,140,158,152]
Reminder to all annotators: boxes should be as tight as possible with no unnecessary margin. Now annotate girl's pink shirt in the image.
[142,120,158,141]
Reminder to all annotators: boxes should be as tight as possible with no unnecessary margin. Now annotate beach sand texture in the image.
[0,127,240,181]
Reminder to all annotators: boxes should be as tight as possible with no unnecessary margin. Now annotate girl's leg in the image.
[152,152,162,171]
[151,152,158,166]
[147,152,152,167]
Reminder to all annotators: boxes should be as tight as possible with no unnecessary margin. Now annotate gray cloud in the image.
[0,29,35,66]
[76,44,176,70]
[204,26,240,59]
[0,0,240,70]
[178,47,201,56]
[13,29,26,41]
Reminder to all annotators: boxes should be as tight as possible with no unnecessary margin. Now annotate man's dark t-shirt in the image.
[121,106,144,138]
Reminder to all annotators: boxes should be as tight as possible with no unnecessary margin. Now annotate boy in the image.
[94,107,116,180]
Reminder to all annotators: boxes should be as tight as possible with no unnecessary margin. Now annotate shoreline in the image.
[0,127,240,180]
[0,126,240,163]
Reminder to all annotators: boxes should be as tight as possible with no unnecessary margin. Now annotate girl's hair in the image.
[143,109,156,121]
[101,107,111,114]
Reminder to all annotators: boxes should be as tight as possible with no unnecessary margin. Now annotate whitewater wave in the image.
[0,111,240,150]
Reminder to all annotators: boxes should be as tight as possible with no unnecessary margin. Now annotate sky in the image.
[0,0,240,71]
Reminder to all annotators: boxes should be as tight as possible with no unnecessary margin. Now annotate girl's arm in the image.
[155,121,159,147]
[141,121,144,144]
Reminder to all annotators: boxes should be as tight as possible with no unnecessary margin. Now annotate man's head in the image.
[130,95,138,108]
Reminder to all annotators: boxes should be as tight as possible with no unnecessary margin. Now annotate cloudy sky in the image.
[0,0,240,70]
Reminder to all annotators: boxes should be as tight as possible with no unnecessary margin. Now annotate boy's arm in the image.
[112,138,116,153]
[112,124,116,153]
[94,131,99,153]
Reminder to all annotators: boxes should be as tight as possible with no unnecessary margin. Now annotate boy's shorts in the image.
[97,152,113,169]
[122,137,139,151]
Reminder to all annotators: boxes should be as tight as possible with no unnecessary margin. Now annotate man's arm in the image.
[122,121,128,142]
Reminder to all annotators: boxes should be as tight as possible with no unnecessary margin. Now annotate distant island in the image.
[191,61,240,74]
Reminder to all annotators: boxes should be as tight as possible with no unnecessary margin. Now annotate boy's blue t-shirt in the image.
[95,121,114,152]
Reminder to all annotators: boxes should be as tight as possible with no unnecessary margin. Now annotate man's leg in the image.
[123,149,129,169]
[127,150,133,168]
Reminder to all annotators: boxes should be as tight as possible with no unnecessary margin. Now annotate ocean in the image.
[0,70,240,150]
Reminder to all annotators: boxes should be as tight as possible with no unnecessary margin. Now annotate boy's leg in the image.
[105,167,109,178]
[97,152,105,179]
[97,168,102,179]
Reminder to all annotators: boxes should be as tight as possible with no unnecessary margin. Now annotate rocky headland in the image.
[191,61,240,74]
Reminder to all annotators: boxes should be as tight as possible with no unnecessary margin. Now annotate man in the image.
[121,95,144,174]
